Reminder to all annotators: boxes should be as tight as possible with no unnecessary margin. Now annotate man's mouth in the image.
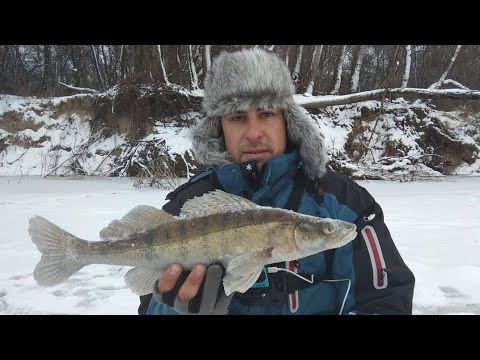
[244,149,268,155]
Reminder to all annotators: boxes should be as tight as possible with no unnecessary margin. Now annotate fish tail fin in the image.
[29,216,85,286]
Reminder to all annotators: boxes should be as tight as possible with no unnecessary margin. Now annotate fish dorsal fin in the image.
[179,190,259,219]
[100,205,175,241]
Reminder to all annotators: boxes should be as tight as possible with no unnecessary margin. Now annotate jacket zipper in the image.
[361,225,388,289]
[287,260,299,313]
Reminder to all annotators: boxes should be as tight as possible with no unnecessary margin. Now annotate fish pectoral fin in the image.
[223,266,264,296]
[223,248,273,296]
[100,206,175,241]
[124,267,163,296]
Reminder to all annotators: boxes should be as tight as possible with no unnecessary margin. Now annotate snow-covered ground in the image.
[2,93,479,181]
[1,175,479,315]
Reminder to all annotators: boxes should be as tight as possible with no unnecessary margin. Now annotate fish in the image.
[28,189,357,296]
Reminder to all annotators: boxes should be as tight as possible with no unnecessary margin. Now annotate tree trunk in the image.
[429,45,462,89]
[119,45,127,81]
[42,45,53,94]
[69,46,83,87]
[175,45,183,85]
[101,45,112,88]
[292,45,304,91]
[286,45,296,68]
[188,45,199,89]
[157,45,170,85]
[401,45,412,88]
[203,45,211,73]
[296,87,480,109]
[350,45,366,93]
[91,45,105,91]
[332,45,347,94]
[305,45,323,95]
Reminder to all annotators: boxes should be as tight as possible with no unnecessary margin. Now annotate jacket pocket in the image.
[361,225,388,289]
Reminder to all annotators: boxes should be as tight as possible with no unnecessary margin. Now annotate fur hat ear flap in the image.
[282,99,327,179]
[191,115,232,166]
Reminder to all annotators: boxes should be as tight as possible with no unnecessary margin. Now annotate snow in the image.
[1,175,479,315]
[0,95,196,177]
[143,122,193,157]
[1,91,480,315]
[455,159,480,175]
[0,176,171,314]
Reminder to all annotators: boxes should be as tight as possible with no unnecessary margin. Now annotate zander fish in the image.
[29,190,357,296]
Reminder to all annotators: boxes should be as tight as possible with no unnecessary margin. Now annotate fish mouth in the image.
[326,225,357,249]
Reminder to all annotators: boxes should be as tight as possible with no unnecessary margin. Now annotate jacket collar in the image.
[214,150,302,203]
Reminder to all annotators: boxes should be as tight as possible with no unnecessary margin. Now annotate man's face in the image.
[221,107,287,170]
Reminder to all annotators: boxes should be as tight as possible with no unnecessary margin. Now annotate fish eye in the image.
[323,223,334,235]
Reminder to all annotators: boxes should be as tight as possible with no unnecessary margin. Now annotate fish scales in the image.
[74,208,296,269]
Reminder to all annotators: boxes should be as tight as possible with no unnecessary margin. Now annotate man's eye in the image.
[261,112,273,118]
[231,116,244,122]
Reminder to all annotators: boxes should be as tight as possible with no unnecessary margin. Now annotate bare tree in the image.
[187,45,199,89]
[91,45,106,91]
[119,45,127,81]
[42,45,53,94]
[298,87,480,109]
[157,45,170,85]
[292,45,304,91]
[401,45,412,88]
[285,45,296,68]
[69,46,85,87]
[305,45,323,95]
[203,45,211,74]
[3,45,480,97]
[350,45,366,93]
[331,45,347,94]
[429,45,462,89]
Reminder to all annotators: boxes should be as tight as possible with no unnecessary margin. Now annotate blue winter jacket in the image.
[142,150,415,315]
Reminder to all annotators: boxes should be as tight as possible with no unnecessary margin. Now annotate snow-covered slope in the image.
[1,88,479,180]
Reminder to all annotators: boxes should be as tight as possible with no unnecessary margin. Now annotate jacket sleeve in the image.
[319,171,415,315]
[137,171,222,315]
[349,194,415,314]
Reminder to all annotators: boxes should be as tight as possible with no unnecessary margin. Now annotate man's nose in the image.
[245,118,263,140]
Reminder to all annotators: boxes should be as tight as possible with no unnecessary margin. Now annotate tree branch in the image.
[295,87,480,109]
[59,81,98,94]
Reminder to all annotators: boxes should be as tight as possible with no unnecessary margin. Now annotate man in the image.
[139,48,415,315]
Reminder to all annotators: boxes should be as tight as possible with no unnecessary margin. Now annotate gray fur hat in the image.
[191,47,327,180]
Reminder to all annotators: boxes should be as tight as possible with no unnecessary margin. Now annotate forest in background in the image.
[1,45,479,183]
[1,45,479,97]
